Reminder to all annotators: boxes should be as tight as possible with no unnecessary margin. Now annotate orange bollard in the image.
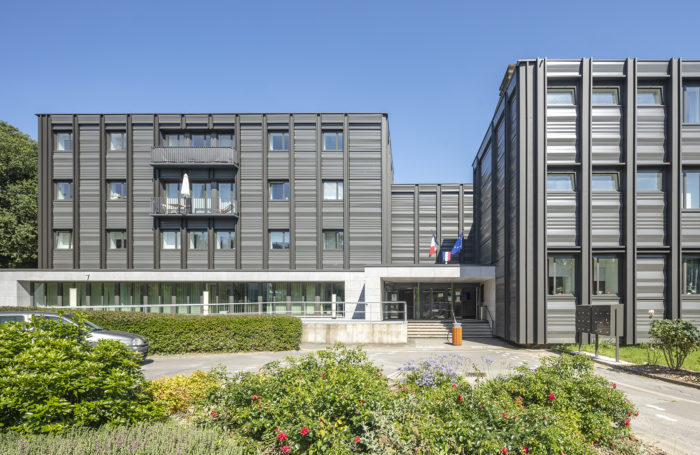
[452,325,462,346]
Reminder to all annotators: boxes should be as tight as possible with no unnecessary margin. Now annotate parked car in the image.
[0,311,149,360]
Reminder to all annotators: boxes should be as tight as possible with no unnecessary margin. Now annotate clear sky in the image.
[1,0,698,183]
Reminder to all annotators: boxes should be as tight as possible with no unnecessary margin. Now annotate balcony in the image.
[150,146,238,168]
[151,197,238,217]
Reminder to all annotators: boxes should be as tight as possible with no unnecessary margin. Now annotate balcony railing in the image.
[150,146,238,167]
[151,197,238,216]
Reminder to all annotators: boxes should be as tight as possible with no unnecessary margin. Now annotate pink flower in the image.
[458,395,463,402]
[282,446,290,453]
[354,436,361,443]
[210,411,216,417]
[635,412,639,417]
[547,394,556,401]
[300,427,309,436]
[624,420,630,427]
[277,432,287,442]
[522,447,529,454]
[451,384,457,388]
[501,448,508,454]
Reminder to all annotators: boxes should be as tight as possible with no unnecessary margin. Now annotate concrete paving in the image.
[141,339,698,454]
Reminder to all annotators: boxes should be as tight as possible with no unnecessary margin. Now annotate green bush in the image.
[650,319,700,370]
[0,307,303,355]
[0,314,164,434]
[0,421,245,455]
[147,370,222,414]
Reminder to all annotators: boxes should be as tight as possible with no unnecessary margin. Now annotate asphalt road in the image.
[142,339,698,454]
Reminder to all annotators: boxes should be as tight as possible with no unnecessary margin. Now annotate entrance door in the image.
[458,286,477,319]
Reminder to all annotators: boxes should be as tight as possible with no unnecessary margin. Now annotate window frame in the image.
[547,255,577,296]
[269,230,290,250]
[269,181,290,201]
[546,87,576,106]
[592,87,620,105]
[107,230,127,250]
[54,230,73,250]
[637,87,663,105]
[215,230,235,249]
[591,172,620,192]
[682,255,700,295]
[161,230,181,250]
[637,169,664,192]
[54,131,73,152]
[682,169,700,210]
[546,172,576,192]
[107,131,127,152]
[188,230,208,250]
[592,255,621,296]
[683,84,700,124]
[54,181,73,201]
[268,131,290,151]
[107,180,127,200]
[323,180,344,200]
[323,230,344,250]
[322,131,344,151]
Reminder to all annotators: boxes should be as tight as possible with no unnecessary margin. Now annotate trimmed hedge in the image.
[0,307,302,355]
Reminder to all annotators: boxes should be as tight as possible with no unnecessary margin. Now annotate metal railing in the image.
[382,301,407,321]
[151,197,238,216]
[150,147,238,166]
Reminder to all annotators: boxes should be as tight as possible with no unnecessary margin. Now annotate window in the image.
[108,231,127,249]
[684,85,700,123]
[323,131,344,151]
[683,170,700,209]
[108,131,126,151]
[191,183,212,213]
[637,88,663,105]
[591,173,619,191]
[269,131,290,151]
[188,231,208,250]
[546,173,575,191]
[323,180,344,200]
[0,315,26,324]
[216,230,235,249]
[165,133,186,147]
[637,170,663,191]
[54,230,73,249]
[593,256,619,295]
[592,88,619,105]
[269,181,290,200]
[683,256,700,294]
[218,182,235,213]
[270,230,290,249]
[547,88,575,105]
[217,133,234,147]
[55,132,73,152]
[54,181,73,200]
[547,256,575,295]
[107,181,127,200]
[191,133,213,147]
[323,230,344,250]
[161,231,181,250]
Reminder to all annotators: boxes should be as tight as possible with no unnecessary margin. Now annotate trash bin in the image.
[452,322,462,346]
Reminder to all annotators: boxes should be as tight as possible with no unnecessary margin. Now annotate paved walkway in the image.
[142,339,697,454]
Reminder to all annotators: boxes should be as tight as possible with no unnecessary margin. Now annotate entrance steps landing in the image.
[407,320,492,339]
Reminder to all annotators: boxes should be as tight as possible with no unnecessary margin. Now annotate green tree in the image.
[0,121,38,268]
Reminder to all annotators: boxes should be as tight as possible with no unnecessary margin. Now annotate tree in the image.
[0,121,38,268]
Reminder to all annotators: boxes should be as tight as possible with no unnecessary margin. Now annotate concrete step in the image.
[407,320,492,339]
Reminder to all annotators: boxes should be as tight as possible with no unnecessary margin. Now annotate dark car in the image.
[0,311,149,360]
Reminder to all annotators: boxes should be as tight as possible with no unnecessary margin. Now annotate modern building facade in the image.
[2,58,699,345]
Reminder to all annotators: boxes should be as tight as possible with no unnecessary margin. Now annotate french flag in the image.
[443,251,451,263]
[429,233,438,257]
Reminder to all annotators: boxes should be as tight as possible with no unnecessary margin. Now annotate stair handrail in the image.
[483,306,495,334]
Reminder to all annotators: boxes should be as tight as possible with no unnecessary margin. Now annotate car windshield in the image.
[59,314,104,331]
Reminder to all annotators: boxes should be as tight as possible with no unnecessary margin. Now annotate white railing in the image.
[151,197,237,216]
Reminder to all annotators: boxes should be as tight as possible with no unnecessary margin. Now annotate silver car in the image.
[0,311,149,360]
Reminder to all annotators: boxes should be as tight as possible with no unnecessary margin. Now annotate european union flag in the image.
[451,231,463,255]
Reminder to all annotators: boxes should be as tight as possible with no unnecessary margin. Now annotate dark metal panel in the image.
[546,298,576,343]
[390,189,415,263]
[591,105,623,164]
[418,190,437,264]
[105,202,127,229]
[240,122,264,269]
[106,250,127,269]
[670,59,681,321]
[624,58,637,343]
[635,255,666,341]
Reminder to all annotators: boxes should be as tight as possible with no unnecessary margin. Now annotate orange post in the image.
[452,326,462,346]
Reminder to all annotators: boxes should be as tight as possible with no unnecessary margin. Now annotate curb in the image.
[554,349,700,391]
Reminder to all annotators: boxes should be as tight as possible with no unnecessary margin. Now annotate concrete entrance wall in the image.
[302,321,407,344]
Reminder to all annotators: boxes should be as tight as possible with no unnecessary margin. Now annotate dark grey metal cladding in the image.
[635,255,666,342]
[78,118,100,269]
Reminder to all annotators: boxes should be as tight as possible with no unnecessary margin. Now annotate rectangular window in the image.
[108,231,127,249]
[55,132,73,152]
[323,131,344,151]
[684,85,700,123]
[323,230,344,250]
[591,173,619,191]
[546,173,575,191]
[546,88,575,105]
[217,133,234,147]
[269,181,290,200]
[161,231,181,250]
[218,182,235,213]
[683,170,700,209]
[216,230,235,249]
[637,170,663,191]
[323,180,344,200]
[54,230,73,249]
[269,230,290,249]
[682,256,700,294]
[547,256,576,295]
[188,231,208,250]
[191,182,212,213]
[107,181,127,200]
[637,88,663,105]
[54,181,73,200]
[165,133,187,147]
[593,256,619,295]
[191,133,213,147]
[592,88,619,105]
[269,131,290,151]
[108,131,126,151]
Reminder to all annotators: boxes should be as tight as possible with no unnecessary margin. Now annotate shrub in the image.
[0,307,303,355]
[147,370,222,414]
[0,313,164,434]
[0,421,245,455]
[650,319,700,370]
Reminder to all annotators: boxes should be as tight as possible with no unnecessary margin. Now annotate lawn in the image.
[556,342,700,372]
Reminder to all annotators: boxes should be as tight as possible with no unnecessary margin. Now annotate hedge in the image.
[0,307,302,355]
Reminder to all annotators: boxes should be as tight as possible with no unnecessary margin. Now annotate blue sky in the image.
[1,0,698,183]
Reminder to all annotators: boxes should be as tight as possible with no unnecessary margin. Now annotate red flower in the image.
[322,374,326,379]
[252,395,260,401]
[635,412,639,417]
[547,394,556,401]
[501,448,508,454]
[478,404,483,408]
[458,395,463,402]
[354,436,361,443]
[210,411,216,417]
[502,413,508,419]
[301,427,309,436]
[522,447,529,454]
[613,383,617,389]
[520,405,525,409]
[277,432,288,442]
[282,446,290,453]
[452,384,457,388]
[624,420,630,426]
[628,412,632,417]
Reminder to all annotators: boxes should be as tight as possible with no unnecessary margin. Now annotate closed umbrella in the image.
[181,173,191,197]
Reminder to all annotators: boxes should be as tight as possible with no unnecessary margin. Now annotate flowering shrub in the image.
[146,369,223,414]
[650,319,700,370]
